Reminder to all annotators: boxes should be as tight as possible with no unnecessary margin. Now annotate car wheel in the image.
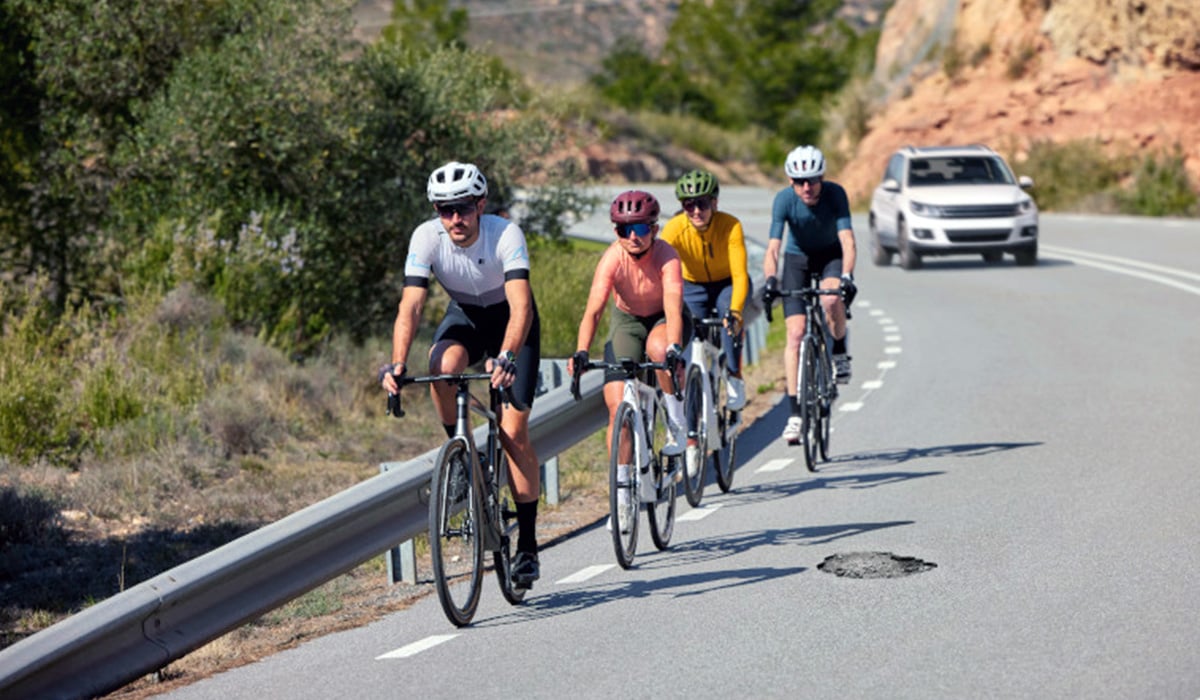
[898,218,922,270]
[1014,244,1038,266]
[869,215,893,267]
[981,251,1003,264]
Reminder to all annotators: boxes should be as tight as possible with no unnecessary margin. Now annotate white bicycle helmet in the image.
[784,145,826,179]
[427,161,488,202]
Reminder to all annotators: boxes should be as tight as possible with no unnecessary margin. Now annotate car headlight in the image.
[909,200,946,218]
[1018,198,1035,213]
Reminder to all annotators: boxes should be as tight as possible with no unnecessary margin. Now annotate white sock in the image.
[664,393,685,430]
[616,463,631,487]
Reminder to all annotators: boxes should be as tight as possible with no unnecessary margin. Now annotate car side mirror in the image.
[1018,175,1034,189]
[881,178,901,192]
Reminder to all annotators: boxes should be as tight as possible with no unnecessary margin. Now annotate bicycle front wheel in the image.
[429,438,484,626]
[714,372,737,492]
[490,453,526,606]
[647,395,677,550]
[816,346,833,463]
[682,365,706,507]
[798,336,820,471]
[609,403,639,569]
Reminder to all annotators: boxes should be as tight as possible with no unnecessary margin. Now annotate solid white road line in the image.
[555,564,615,585]
[678,503,723,521]
[377,634,458,660]
[756,458,793,473]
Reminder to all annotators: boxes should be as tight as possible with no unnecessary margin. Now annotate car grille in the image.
[945,229,1012,243]
[939,204,1020,218]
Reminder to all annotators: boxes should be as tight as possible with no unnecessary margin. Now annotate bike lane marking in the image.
[756,458,793,473]
[376,634,458,659]
[555,564,615,585]
[677,503,723,521]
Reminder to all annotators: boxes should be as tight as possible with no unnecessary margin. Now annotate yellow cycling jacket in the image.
[660,210,750,314]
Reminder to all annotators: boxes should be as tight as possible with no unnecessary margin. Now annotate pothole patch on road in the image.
[818,552,937,579]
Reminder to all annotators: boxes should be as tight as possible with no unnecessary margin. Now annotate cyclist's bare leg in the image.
[498,408,539,502]
[428,340,470,426]
[784,313,808,400]
[819,276,846,340]
[603,381,629,462]
[645,324,676,395]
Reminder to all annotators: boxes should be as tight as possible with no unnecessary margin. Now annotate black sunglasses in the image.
[435,200,478,218]
[616,222,653,239]
[791,176,821,188]
[681,197,712,212]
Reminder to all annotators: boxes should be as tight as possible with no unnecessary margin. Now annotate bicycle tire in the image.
[609,402,639,569]
[815,337,833,463]
[714,370,737,492]
[647,396,677,550]
[798,336,820,471]
[490,453,526,605]
[682,366,706,507]
[429,438,484,626]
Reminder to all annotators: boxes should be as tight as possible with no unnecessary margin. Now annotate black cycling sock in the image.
[516,499,538,554]
[442,423,455,438]
[790,395,802,417]
[833,336,846,354]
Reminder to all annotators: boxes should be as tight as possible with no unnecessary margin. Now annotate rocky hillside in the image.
[838,0,1200,202]
[352,1,1200,202]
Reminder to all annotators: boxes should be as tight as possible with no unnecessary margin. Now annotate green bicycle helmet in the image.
[675,169,720,200]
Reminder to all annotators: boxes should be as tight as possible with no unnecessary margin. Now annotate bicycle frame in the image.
[688,318,726,453]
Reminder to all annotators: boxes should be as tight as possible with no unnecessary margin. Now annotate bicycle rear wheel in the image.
[490,453,526,605]
[429,439,484,626]
[682,366,706,507]
[798,336,820,471]
[609,403,639,569]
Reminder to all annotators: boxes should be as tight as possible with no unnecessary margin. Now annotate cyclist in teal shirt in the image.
[762,145,858,444]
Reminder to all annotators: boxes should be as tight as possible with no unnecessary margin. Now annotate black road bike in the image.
[389,372,526,627]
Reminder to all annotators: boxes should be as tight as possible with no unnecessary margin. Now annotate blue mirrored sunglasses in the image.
[616,222,653,239]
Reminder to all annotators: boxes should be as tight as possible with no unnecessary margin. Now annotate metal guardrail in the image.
[0,266,769,700]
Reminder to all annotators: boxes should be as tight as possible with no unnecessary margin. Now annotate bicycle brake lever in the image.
[387,392,405,418]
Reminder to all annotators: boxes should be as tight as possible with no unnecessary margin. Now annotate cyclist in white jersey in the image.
[381,162,543,587]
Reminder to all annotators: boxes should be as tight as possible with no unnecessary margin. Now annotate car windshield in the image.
[906,156,1015,186]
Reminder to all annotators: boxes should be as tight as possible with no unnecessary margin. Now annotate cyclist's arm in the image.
[391,284,427,371]
[576,249,615,354]
[728,219,750,313]
[764,238,782,280]
[838,227,856,277]
[500,277,534,358]
[661,251,685,348]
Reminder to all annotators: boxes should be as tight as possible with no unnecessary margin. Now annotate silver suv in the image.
[868,145,1038,269]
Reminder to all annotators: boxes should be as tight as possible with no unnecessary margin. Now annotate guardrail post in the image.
[379,461,417,585]
[537,359,569,505]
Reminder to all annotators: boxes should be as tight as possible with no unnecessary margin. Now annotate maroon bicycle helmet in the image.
[610,190,660,224]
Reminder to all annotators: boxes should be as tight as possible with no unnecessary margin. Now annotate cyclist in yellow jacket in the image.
[660,170,751,476]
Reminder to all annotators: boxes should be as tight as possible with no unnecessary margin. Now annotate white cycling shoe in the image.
[781,416,803,442]
[726,376,746,410]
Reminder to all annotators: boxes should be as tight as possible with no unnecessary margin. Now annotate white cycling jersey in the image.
[404,214,530,307]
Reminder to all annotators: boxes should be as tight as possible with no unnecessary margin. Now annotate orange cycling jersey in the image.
[660,210,749,314]
[585,239,683,318]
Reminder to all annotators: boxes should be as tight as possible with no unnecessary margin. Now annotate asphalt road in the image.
[161,189,1200,700]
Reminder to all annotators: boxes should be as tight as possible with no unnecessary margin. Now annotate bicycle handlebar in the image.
[764,287,845,323]
[569,357,680,401]
[387,371,527,417]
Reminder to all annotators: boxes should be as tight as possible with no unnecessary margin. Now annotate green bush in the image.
[1018,140,1122,212]
[529,239,610,357]
[1117,146,1198,217]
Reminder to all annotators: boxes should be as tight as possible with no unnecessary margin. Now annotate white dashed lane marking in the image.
[678,503,723,521]
[756,458,793,473]
[377,634,458,660]
[555,564,614,585]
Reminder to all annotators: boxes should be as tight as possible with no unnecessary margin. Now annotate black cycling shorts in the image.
[433,298,542,408]
[780,252,843,318]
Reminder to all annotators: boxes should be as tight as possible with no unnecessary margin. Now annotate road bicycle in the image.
[765,276,845,471]
[682,315,741,506]
[388,372,526,627]
[571,357,681,569]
